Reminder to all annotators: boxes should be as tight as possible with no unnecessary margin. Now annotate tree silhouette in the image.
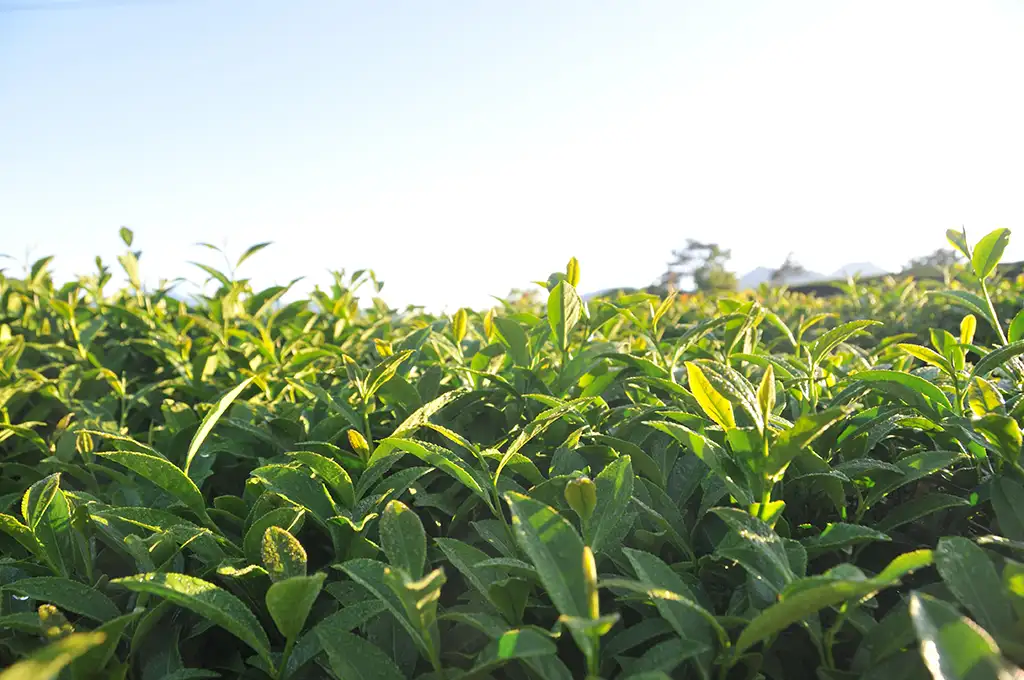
[660,240,737,293]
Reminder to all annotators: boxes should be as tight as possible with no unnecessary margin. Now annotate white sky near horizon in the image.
[2,0,1023,311]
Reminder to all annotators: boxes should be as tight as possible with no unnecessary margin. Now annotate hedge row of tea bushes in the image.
[2,228,1024,680]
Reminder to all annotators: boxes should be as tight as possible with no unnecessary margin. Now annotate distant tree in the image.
[660,240,737,293]
[902,248,962,272]
[770,253,807,284]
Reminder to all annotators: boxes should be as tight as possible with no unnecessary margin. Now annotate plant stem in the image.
[277,637,295,680]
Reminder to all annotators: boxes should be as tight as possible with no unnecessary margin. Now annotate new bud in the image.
[564,476,597,523]
[348,429,370,460]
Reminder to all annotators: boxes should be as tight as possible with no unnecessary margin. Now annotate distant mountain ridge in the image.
[737,262,889,290]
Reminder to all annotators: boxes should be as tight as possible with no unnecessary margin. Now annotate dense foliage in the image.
[2,228,1024,680]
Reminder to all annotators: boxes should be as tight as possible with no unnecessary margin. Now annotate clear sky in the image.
[2,0,1023,310]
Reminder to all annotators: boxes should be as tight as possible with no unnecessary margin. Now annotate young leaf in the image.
[810,320,880,365]
[262,526,307,582]
[971,228,1011,280]
[962,314,978,345]
[184,376,254,478]
[685,362,736,431]
[566,257,580,287]
[757,364,776,430]
[1009,309,1024,344]
[548,280,582,353]
[947,227,971,259]
[452,308,468,344]
[236,241,272,269]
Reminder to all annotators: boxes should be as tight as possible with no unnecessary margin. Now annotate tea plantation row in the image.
[2,228,1024,680]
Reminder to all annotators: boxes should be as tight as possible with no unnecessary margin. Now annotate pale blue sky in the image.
[3,0,1024,309]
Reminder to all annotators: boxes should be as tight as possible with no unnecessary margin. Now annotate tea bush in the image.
[2,228,1024,679]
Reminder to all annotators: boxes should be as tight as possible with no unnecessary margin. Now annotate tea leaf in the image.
[380,499,427,579]
[971,228,1011,280]
[685,362,735,431]
[112,572,272,664]
[266,572,325,640]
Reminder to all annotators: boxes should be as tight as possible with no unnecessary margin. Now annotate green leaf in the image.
[862,451,964,511]
[266,572,325,640]
[286,450,356,508]
[243,506,304,565]
[735,578,878,656]
[711,507,794,593]
[250,464,338,524]
[851,370,953,415]
[962,314,979,345]
[112,572,272,665]
[336,559,442,662]
[504,491,588,618]
[947,227,971,259]
[874,494,970,533]
[236,241,273,268]
[21,473,60,531]
[184,376,253,478]
[972,228,1011,280]
[286,600,387,676]
[378,437,492,509]
[0,632,107,680]
[72,610,144,676]
[621,548,719,654]
[1009,309,1024,344]
[685,362,736,431]
[757,365,776,430]
[318,628,405,680]
[766,407,848,480]
[909,592,1019,680]
[968,378,1005,416]
[493,316,532,367]
[5,577,119,622]
[736,550,933,657]
[898,343,952,373]
[0,513,47,564]
[589,456,634,554]
[935,537,1015,634]
[119,226,134,246]
[548,280,582,353]
[810,320,880,365]
[801,523,891,556]
[971,341,1024,380]
[365,350,415,399]
[380,499,427,579]
[992,477,1024,542]
[261,526,307,581]
[95,451,209,523]
[935,290,999,330]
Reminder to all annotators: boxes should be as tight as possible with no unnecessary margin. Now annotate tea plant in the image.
[2,227,1024,680]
